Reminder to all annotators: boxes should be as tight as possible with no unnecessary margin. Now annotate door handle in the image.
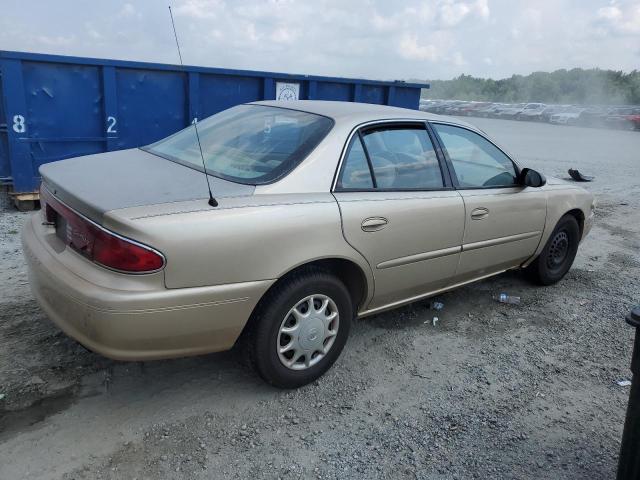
[470,207,489,220]
[361,217,388,232]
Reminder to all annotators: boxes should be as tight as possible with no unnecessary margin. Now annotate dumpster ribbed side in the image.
[0,50,429,194]
[0,64,9,184]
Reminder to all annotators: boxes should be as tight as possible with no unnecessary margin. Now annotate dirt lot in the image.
[1,118,639,479]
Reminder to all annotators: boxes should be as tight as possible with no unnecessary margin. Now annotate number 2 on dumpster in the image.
[106,116,117,134]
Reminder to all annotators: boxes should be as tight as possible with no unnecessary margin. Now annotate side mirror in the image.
[520,168,546,188]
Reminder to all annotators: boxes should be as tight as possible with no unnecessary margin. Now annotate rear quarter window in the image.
[145,104,334,185]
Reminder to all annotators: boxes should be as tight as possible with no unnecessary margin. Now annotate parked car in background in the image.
[629,111,640,131]
[539,105,565,123]
[419,99,444,113]
[516,103,547,121]
[550,106,586,125]
[575,106,610,127]
[442,101,469,116]
[496,103,527,119]
[458,102,491,116]
[604,107,640,130]
[417,99,640,130]
[430,101,454,114]
[22,100,595,388]
[473,103,499,117]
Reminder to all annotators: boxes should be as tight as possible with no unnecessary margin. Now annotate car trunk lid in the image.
[39,148,255,224]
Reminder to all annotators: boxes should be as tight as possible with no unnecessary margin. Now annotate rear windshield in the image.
[144,104,334,185]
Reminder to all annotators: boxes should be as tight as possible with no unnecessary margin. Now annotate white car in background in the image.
[496,103,526,119]
[550,107,585,125]
[517,103,547,120]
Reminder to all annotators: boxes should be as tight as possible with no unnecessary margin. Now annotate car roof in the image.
[249,100,475,129]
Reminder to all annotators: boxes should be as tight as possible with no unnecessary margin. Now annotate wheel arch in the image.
[268,257,371,313]
[522,203,589,268]
[565,208,585,237]
[238,256,372,344]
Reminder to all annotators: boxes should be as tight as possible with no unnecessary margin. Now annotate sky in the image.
[0,0,639,81]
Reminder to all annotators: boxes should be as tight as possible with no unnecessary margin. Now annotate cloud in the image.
[0,0,638,82]
[437,0,490,27]
[270,26,297,43]
[398,34,439,61]
[85,22,103,41]
[245,22,259,42]
[452,51,467,67]
[595,1,640,35]
[35,34,75,47]
[370,12,399,32]
[119,3,139,18]
[174,0,226,19]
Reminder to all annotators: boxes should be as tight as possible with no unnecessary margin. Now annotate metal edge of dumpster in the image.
[617,305,640,480]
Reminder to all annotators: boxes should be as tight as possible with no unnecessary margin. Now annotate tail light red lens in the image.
[40,185,165,273]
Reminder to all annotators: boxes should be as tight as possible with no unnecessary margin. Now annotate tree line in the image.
[420,68,640,105]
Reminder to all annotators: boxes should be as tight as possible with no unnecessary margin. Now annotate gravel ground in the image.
[1,118,639,480]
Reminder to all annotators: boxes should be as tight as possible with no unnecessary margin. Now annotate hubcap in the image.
[277,294,339,370]
[547,230,569,269]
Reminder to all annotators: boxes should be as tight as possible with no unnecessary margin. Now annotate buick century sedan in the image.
[22,101,595,388]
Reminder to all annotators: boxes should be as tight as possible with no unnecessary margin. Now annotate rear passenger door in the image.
[430,122,547,283]
[333,122,465,311]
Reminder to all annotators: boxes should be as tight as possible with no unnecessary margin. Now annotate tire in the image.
[526,215,580,285]
[245,268,353,388]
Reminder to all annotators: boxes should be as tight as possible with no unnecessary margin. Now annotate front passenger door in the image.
[431,123,546,283]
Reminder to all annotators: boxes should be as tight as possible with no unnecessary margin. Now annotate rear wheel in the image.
[526,215,580,285]
[246,269,352,388]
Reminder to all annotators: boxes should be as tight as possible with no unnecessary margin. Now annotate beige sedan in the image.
[22,101,595,387]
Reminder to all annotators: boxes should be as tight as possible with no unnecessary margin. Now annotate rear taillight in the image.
[91,227,165,273]
[40,185,165,273]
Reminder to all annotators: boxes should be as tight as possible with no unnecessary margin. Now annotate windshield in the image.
[144,104,334,185]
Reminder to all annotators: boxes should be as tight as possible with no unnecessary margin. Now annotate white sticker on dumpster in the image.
[276,82,300,101]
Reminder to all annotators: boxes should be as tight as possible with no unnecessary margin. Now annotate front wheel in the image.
[246,269,352,388]
[526,215,580,285]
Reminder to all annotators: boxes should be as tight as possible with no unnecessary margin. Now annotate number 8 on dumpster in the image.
[12,115,26,133]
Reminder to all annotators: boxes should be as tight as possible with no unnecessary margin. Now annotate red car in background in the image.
[604,107,640,130]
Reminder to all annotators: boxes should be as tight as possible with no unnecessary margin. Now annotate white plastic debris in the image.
[0,393,5,401]
[493,293,521,305]
[617,380,632,387]
[432,316,439,327]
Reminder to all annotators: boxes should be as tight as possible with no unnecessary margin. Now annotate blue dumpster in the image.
[0,50,428,195]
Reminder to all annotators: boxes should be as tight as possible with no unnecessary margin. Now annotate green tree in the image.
[420,68,640,105]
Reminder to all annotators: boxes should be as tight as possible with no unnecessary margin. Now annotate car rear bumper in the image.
[22,215,274,361]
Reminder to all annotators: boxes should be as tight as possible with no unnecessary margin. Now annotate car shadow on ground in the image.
[0,268,581,441]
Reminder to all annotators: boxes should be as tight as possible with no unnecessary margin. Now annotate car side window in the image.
[432,123,518,188]
[336,136,374,189]
[361,126,443,189]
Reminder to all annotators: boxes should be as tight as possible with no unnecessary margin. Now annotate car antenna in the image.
[168,5,218,207]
